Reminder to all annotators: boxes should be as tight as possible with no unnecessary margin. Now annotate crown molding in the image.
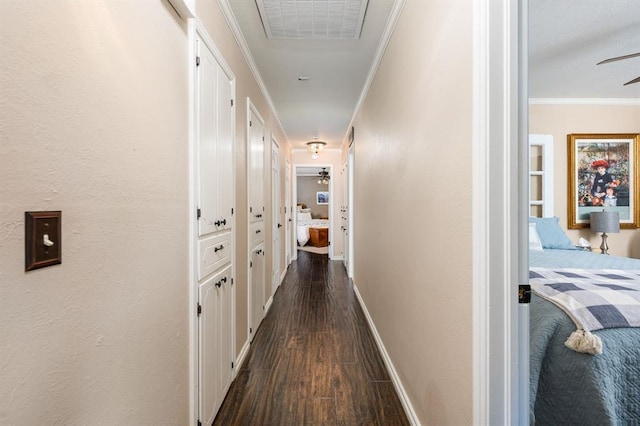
[347,0,407,142]
[217,0,289,142]
[529,98,640,106]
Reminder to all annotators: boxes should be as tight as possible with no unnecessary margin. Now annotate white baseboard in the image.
[353,284,421,426]
[234,339,250,378]
[264,295,273,314]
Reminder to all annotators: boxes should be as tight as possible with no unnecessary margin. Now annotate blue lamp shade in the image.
[590,211,620,234]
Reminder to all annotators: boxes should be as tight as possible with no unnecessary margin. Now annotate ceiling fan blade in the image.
[623,76,640,86]
[597,52,640,65]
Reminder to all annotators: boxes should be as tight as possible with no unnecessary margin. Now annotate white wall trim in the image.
[529,98,640,106]
[349,0,406,141]
[471,0,489,422]
[187,18,198,426]
[217,0,288,141]
[472,0,523,424]
[264,295,273,314]
[352,283,420,425]
[234,339,251,379]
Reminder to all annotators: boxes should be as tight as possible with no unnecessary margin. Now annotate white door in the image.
[248,103,265,223]
[194,31,235,425]
[285,160,291,266]
[198,265,231,425]
[196,36,219,238]
[347,144,355,279]
[247,100,265,341]
[271,139,281,296]
[249,244,265,340]
[342,160,349,270]
[216,62,234,230]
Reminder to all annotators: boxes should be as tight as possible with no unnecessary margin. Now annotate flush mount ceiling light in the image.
[255,0,369,40]
[306,141,326,159]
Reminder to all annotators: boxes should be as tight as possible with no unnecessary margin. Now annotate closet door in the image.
[196,38,219,237]
[194,32,235,426]
[247,100,265,341]
[216,69,233,230]
[249,244,265,340]
[248,103,265,223]
[198,265,231,425]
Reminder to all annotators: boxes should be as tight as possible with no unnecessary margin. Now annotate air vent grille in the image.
[256,0,369,40]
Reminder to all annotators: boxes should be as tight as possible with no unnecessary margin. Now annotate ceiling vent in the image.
[255,0,369,40]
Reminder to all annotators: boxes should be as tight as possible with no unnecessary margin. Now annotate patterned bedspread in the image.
[530,267,640,331]
[530,252,640,424]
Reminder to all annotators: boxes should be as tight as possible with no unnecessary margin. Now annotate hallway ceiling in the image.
[529,0,640,100]
[224,0,639,150]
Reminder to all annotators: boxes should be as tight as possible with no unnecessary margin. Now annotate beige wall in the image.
[297,177,329,218]
[351,0,473,424]
[1,0,290,423]
[0,1,190,423]
[530,103,640,258]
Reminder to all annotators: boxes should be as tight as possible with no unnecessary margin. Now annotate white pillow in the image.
[529,223,544,251]
[300,208,311,213]
[297,212,312,221]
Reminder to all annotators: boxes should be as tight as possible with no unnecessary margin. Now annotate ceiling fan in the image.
[596,52,640,86]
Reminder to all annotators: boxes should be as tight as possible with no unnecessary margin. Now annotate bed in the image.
[529,217,640,425]
[296,209,328,247]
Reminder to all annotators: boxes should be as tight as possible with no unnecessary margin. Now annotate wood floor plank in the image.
[212,250,409,425]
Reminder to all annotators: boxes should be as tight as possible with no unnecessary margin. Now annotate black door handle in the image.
[277,223,282,228]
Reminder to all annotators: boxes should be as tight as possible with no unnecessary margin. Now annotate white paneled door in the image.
[271,139,281,296]
[247,100,265,341]
[194,30,235,426]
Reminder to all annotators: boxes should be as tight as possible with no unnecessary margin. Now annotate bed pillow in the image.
[297,212,312,221]
[528,216,574,250]
[300,208,311,213]
[529,223,544,251]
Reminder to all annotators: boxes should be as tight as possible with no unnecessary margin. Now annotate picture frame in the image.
[568,133,640,229]
[316,191,329,205]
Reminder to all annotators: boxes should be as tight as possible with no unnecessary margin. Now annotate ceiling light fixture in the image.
[306,141,326,160]
[317,167,330,185]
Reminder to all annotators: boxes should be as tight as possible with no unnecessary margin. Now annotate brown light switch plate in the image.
[25,211,61,271]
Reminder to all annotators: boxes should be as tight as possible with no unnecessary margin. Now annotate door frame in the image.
[292,163,333,260]
[472,0,527,423]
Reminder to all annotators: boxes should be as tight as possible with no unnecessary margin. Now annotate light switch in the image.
[25,211,61,271]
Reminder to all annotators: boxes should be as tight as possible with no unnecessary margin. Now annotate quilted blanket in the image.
[530,267,640,354]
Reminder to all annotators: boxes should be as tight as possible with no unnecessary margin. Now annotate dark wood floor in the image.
[213,250,410,425]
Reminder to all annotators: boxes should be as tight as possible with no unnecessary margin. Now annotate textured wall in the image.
[530,103,640,258]
[351,0,474,423]
[0,1,190,423]
[296,177,329,218]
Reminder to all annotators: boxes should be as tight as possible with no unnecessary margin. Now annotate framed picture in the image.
[316,191,329,205]
[568,133,640,229]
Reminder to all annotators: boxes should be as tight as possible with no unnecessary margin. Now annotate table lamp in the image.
[590,210,620,255]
